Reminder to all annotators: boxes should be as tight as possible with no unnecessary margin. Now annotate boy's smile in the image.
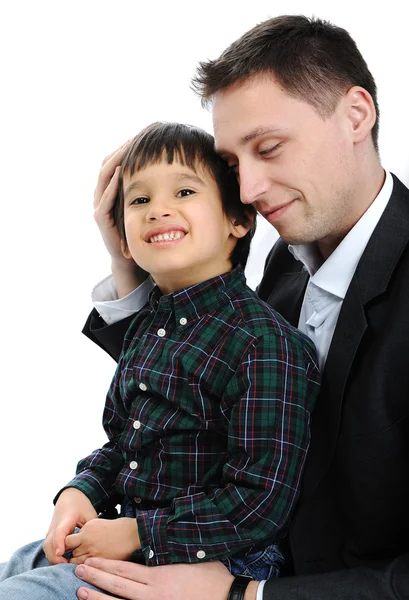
[122,159,247,294]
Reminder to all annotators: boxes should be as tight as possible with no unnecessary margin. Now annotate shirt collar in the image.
[148,266,247,323]
[289,171,393,300]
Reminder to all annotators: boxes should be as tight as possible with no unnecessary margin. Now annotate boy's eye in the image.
[228,163,239,174]
[130,197,149,205]
[176,188,195,198]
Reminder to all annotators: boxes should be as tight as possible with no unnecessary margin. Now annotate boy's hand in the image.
[43,488,98,565]
[65,517,140,564]
[94,142,149,297]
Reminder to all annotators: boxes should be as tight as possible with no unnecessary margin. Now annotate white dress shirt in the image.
[290,171,393,370]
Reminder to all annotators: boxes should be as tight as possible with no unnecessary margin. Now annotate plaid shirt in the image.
[67,267,320,566]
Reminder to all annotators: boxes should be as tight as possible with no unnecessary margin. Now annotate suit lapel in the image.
[299,174,409,506]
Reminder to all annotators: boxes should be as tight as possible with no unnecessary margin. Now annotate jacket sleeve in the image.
[82,308,135,363]
[262,554,409,600]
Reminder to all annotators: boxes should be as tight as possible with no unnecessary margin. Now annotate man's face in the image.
[122,159,242,294]
[212,76,358,250]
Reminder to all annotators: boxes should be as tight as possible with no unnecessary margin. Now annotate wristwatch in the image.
[227,575,254,600]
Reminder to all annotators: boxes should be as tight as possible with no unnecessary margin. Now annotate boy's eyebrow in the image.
[174,172,205,185]
[124,181,145,196]
[124,172,205,196]
[216,126,287,155]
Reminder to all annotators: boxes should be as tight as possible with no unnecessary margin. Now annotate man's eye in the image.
[130,197,149,205]
[259,143,281,156]
[176,189,195,198]
[228,163,239,174]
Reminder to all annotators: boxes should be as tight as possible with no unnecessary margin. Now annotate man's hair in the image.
[192,15,379,151]
[115,122,256,268]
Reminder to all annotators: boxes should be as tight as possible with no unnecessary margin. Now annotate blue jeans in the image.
[0,538,101,599]
[222,543,284,580]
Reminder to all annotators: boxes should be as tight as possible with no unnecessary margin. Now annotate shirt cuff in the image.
[92,275,154,325]
[256,580,266,600]
[137,508,171,566]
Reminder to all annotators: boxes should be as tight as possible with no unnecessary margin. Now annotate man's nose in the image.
[239,164,269,205]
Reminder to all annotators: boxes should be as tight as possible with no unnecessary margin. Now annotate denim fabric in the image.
[0,539,101,599]
[221,543,285,580]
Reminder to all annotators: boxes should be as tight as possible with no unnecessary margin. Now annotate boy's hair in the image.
[115,122,257,268]
[192,15,380,151]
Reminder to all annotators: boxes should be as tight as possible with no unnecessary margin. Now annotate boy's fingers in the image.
[65,532,82,550]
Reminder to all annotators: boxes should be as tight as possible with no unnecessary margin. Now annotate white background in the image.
[1,0,409,561]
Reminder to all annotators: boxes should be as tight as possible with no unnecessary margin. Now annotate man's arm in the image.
[82,143,152,361]
[75,553,409,600]
[93,141,147,298]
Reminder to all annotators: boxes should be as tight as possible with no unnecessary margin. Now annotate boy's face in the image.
[122,158,248,294]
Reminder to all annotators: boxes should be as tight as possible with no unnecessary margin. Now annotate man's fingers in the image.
[94,143,128,209]
[94,166,121,217]
[82,558,150,584]
[76,563,150,600]
[101,140,130,167]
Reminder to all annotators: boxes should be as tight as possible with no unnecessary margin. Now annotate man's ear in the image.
[121,238,132,259]
[345,86,377,144]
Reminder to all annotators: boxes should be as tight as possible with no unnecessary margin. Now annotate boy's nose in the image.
[147,210,171,221]
[145,201,173,221]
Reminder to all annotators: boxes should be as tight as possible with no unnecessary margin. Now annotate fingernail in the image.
[78,590,89,600]
[76,565,85,578]
[55,548,60,556]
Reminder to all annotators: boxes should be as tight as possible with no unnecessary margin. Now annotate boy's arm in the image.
[135,333,320,567]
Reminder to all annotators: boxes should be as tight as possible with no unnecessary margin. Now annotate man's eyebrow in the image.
[216,126,286,156]
[240,126,286,144]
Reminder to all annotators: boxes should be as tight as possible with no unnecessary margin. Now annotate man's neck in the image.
[317,165,386,262]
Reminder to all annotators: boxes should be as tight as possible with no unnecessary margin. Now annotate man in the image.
[8,13,409,600]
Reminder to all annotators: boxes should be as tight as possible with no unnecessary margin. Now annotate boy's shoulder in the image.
[223,280,314,354]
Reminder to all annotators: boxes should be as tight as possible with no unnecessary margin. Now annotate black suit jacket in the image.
[83,174,409,599]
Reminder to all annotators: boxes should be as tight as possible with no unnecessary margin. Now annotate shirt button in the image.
[129,461,138,469]
[134,497,142,504]
[197,550,206,559]
[179,317,187,325]
[157,328,166,337]
[139,382,147,391]
[148,549,154,559]
[133,420,141,430]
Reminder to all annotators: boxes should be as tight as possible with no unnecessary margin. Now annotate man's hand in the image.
[94,142,148,298]
[66,517,140,565]
[75,558,239,600]
[43,488,98,565]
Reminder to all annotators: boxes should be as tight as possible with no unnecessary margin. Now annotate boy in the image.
[0,122,319,592]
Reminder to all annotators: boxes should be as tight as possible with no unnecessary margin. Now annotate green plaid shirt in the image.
[67,267,320,566]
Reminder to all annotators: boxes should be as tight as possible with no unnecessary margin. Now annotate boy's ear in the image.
[121,238,132,259]
[229,216,253,239]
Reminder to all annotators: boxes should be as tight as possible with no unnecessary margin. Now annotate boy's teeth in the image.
[149,231,184,243]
